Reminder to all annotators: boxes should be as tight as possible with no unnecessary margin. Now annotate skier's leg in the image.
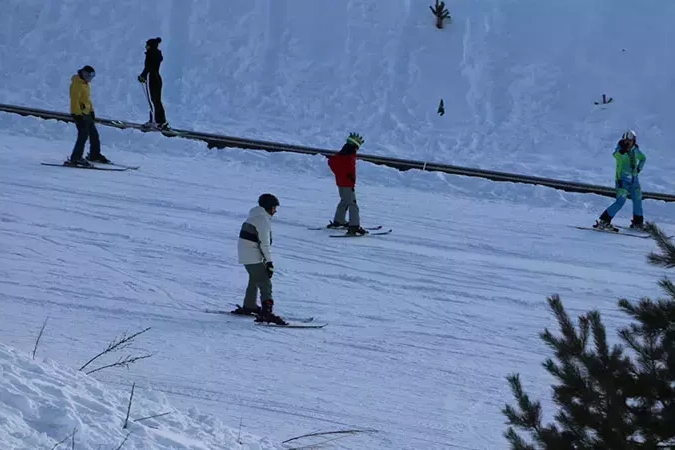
[69,117,89,161]
[346,188,360,227]
[605,188,628,219]
[150,75,166,125]
[332,187,350,224]
[630,180,644,227]
[88,119,102,158]
[242,264,261,310]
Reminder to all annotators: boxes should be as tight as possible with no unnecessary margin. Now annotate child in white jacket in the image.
[232,194,287,325]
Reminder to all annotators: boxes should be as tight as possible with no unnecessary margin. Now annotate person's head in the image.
[339,132,364,154]
[146,37,162,50]
[79,65,95,82]
[258,193,280,216]
[621,129,637,146]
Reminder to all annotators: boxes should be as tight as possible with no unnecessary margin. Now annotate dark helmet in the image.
[258,193,280,210]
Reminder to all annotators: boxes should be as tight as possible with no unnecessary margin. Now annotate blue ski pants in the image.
[606,177,643,218]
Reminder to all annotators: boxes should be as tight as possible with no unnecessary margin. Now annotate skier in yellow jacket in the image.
[68,65,109,166]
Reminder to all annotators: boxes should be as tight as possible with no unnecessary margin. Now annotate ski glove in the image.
[265,262,274,278]
[137,75,146,83]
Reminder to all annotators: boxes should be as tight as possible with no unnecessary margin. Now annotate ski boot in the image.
[327,221,348,229]
[65,157,92,167]
[630,214,646,231]
[593,211,618,232]
[254,300,288,325]
[346,225,369,236]
[230,304,261,316]
[86,153,110,164]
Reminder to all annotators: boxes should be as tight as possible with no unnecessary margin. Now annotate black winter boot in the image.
[630,214,645,230]
[346,225,368,236]
[231,304,261,316]
[593,210,617,231]
[255,300,288,325]
[327,221,348,229]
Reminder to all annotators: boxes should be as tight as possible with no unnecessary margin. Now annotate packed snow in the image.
[1,1,675,449]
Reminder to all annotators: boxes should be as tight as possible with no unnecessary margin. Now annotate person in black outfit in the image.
[138,37,168,129]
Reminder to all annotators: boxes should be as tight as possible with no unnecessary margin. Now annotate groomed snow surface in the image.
[1,124,674,449]
[2,0,675,449]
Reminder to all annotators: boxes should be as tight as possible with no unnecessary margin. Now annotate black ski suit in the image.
[140,47,166,125]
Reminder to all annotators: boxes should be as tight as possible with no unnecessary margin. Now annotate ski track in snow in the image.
[1,0,675,447]
[1,131,674,449]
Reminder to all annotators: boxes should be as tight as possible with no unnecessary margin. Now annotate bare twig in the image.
[282,428,378,444]
[123,382,135,429]
[114,431,131,450]
[79,327,151,372]
[32,317,49,359]
[50,427,77,450]
[85,354,153,375]
[79,327,150,373]
[133,411,171,423]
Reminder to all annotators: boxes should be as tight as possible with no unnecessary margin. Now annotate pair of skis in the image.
[205,307,326,329]
[41,161,139,171]
[307,225,393,238]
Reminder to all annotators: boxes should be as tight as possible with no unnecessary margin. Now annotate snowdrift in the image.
[0,341,276,450]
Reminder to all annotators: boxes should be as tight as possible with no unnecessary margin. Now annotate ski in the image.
[91,162,140,170]
[204,308,315,323]
[41,162,129,171]
[308,225,383,231]
[615,226,673,240]
[256,322,327,329]
[572,225,651,239]
[329,229,393,238]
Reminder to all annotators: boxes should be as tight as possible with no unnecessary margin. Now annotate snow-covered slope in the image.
[1,127,674,449]
[0,341,275,450]
[1,0,674,188]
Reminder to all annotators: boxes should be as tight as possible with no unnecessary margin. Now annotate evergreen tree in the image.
[503,223,675,450]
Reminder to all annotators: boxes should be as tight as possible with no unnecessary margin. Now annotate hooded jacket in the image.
[613,140,646,182]
[238,206,273,265]
[70,74,93,115]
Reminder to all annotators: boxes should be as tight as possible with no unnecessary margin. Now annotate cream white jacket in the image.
[237,206,273,265]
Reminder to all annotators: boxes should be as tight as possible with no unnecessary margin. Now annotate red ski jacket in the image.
[328,153,356,188]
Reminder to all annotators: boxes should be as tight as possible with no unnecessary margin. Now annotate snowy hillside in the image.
[2,0,675,188]
[1,127,674,449]
[0,341,276,450]
[2,0,675,449]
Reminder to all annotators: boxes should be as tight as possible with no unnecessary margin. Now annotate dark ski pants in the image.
[333,186,360,226]
[70,114,101,161]
[148,74,166,124]
[243,263,273,309]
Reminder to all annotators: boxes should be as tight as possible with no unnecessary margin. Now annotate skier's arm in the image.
[348,157,356,183]
[613,150,624,181]
[140,53,150,78]
[636,149,647,173]
[70,82,85,115]
[256,218,273,263]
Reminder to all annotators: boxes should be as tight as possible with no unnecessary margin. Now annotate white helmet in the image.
[622,129,637,141]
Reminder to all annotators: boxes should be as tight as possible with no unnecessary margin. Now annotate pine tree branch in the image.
[646,222,675,268]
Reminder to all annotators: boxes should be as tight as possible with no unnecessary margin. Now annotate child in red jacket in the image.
[327,133,368,236]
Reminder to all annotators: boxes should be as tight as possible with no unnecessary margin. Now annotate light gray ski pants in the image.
[243,263,273,309]
[333,186,360,226]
